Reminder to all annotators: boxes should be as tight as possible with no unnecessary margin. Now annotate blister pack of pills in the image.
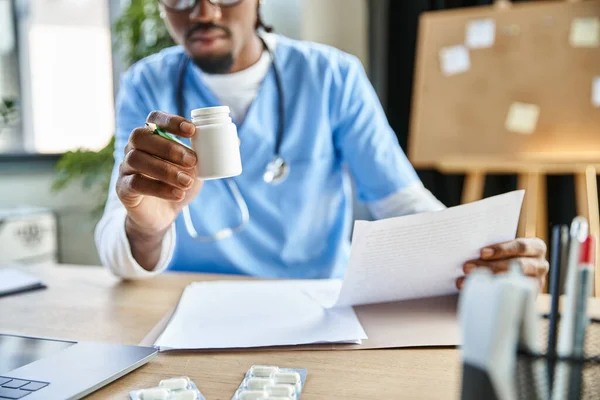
[129,376,205,400]
[232,365,308,400]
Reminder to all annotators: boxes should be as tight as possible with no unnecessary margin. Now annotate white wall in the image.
[301,0,369,70]
[261,0,303,39]
[263,0,369,68]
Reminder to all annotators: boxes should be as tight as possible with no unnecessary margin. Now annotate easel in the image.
[409,0,600,294]
[438,158,599,262]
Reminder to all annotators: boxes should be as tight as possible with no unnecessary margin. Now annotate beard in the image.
[191,53,234,75]
[185,22,234,74]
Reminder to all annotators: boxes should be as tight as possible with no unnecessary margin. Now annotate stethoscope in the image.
[176,36,287,241]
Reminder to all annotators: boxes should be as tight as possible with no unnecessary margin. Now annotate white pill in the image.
[238,390,268,400]
[169,389,198,400]
[265,384,295,397]
[246,377,275,390]
[273,372,300,386]
[250,365,280,377]
[159,377,190,390]
[140,387,170,400]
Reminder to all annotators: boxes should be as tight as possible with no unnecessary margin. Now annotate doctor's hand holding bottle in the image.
[116,111,203,271]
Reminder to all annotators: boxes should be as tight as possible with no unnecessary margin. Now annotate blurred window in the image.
[0,0,114,155]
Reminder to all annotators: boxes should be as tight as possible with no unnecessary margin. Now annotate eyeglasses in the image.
[159,0,243,12]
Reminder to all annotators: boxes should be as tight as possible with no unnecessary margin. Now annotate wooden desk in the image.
[3,265,599,399]
[0,265,461,399]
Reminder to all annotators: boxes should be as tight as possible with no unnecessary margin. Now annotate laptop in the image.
[0,333,157,399]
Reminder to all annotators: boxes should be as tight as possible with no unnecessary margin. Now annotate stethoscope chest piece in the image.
[263,156,289,184]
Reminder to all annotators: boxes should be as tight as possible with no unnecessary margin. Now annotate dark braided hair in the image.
[256,2,273,32]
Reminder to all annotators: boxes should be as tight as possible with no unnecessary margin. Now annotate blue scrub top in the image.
[114,35,419,279]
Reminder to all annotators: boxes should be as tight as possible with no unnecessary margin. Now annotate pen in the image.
[573,236,595,356]
[146,122,193,149]
[559,226,570,295]
[553,217,588,400]
[547,225,564,387]
[562,217,589,343]
[568,236,595,400]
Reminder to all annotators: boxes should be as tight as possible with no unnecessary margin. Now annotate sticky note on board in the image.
[466,19,496,49]
[439,45,471,76]
[570,17,599,48]
[505,103,540,135]
[593,77,600,108]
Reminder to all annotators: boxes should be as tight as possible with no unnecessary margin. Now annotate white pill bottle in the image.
[190,106,242,180]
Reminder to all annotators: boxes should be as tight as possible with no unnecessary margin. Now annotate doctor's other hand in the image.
[117,111,202,269]
[456,238,549,291]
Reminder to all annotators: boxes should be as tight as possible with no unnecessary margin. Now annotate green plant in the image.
[52,136,116,217]
[114,0,175,66]
[53,0,174,216]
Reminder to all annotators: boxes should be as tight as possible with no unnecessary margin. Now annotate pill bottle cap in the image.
[191,106,230,119]
[191,106,232,126]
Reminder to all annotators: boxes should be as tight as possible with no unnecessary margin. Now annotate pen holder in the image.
[516,317,600,400]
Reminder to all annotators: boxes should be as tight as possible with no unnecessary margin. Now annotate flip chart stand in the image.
[437,159,600,296]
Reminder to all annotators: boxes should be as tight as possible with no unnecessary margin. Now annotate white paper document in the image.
[154,191,523,350]
[466,19,496,49]
[333,191,524,307]
[155,280,366,351]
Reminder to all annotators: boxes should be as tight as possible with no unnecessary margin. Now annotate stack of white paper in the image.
[156,279,366,350]
[154,191,524,351]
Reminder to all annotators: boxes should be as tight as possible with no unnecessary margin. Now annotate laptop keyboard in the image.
[0,377,49,399]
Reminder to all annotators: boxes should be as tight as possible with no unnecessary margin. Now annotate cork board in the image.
[409,0,600,168]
